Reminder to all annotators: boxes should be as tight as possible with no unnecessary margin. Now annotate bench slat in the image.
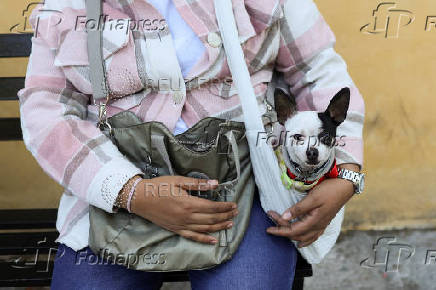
[0,261,53,287]
[0,77,23,101]
[0,232,58,256]
[0,209,57,229]
[0,118,22,140]
[0,34,32,58]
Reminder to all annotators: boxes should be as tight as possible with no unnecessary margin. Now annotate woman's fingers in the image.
[177,229,218,245]
[187,209,238,225]
[134,176,239,245]
[282,194,321,221]
[267,211,290,227]
[187,220,234,233]
[186,195,237,213]
[271,209,321,239]
[266,223,323,248]
[266,225,293,237]
[292,230,320,242]
[177,176,219,191]
[142,176,219,198]
[297,231,323,248]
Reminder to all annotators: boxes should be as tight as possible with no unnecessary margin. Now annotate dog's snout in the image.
[306,147,319,162]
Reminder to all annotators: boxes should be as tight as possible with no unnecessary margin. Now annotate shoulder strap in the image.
[214,0,343,265]
[85,0,109,102]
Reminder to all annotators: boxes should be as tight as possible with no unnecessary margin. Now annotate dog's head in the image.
[275,88,350,172]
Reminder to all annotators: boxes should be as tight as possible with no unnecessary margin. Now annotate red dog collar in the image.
[286,159,338,187]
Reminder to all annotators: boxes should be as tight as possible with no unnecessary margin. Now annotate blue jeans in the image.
[51,192,297,290]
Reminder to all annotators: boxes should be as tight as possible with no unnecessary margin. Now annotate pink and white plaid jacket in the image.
[17,0,365,250]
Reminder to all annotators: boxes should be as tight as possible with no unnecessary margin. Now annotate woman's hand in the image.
[266,164,358,248]
[130,176,238,245]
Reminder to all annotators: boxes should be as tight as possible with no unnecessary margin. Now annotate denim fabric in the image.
[51,192,297,290]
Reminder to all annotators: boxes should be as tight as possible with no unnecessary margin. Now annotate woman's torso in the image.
[37,0,283,132]
[34,0,285,250]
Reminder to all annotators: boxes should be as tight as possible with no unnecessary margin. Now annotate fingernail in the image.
[227,222,233,228]
[210,239,218,244]
[282,211,292,220]
[208,179,218,186]
[232,204,237,209]
[233,210,239,216]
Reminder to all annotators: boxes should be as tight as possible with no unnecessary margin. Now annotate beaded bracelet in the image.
[114,175,142,211]
[127,177,142,213]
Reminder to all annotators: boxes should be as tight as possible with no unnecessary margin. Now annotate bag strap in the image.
[85,0,112,130]
[214,0,342,264]
[85,0,108,102]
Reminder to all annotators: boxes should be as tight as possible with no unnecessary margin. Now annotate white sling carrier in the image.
[214,0,345,264]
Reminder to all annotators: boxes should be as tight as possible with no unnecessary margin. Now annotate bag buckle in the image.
[146,155,160,178]
[93,97,112,134]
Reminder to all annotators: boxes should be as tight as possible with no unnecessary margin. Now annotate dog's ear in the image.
[324,88,350,125]
[274,88,296,125]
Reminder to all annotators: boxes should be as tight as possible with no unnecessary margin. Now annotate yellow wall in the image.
[1,0,436,230]
[317,0,436,230]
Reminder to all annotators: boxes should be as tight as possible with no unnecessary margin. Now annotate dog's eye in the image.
[293,134,304,141]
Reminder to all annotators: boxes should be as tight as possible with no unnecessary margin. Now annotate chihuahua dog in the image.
[273,87,350,191]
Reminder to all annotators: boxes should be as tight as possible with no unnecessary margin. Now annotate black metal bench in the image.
[0,32,313,289]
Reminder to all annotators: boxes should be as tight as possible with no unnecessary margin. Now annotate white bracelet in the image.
[127,178,142,213]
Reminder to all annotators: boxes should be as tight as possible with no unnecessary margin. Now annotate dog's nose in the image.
[306,147,319,162]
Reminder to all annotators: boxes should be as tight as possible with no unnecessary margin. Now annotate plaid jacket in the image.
[17,0,365,250]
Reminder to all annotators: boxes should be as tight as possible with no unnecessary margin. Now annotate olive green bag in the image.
[85,0,255,271]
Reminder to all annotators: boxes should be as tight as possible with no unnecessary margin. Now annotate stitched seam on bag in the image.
[101,214,134,251]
